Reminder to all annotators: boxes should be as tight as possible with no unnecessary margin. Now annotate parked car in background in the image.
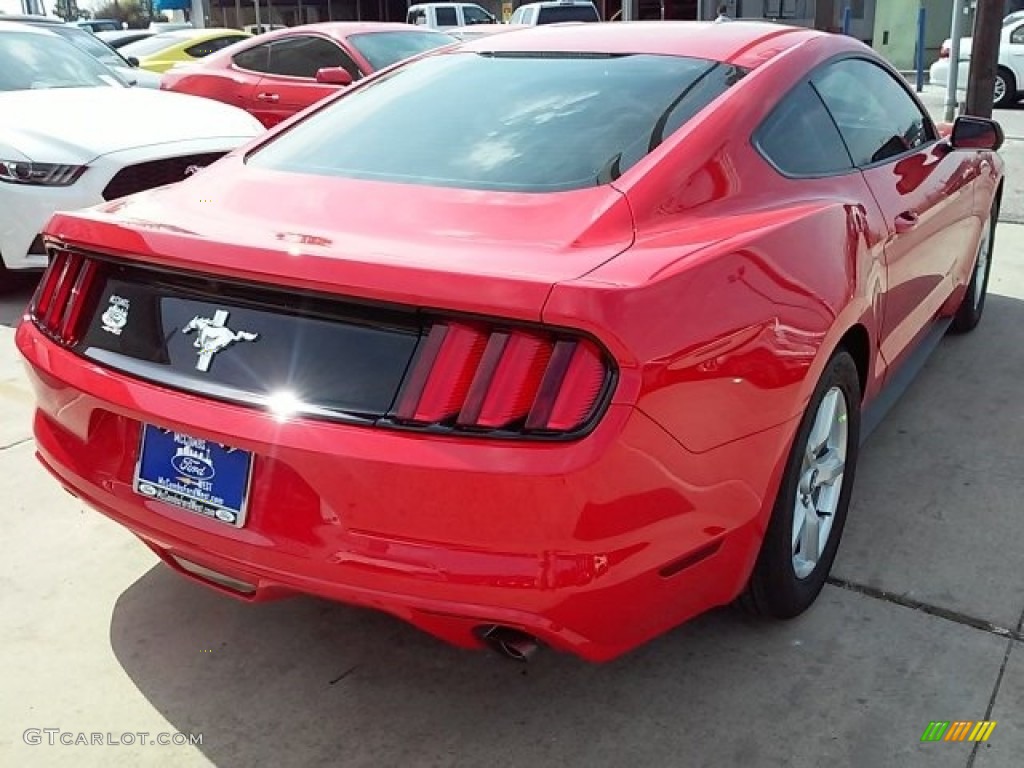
[243,23,287,34]
[8,14,161,87]
[407,3,496,30]
[509,0,599,24]
[161,23,454,128]
[930,12,1024,108]
[97,29,155,49]
[120,27,250,73]
[148,21,193,32]
[70,18,121,33]
[16,22,1004,662]
[0,22,263,285]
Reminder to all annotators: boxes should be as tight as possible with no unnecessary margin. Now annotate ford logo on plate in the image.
[171,444,216,480]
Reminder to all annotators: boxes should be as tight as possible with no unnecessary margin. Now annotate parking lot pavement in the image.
[2,137,1023,768]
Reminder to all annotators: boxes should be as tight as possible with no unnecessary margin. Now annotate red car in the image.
[160,22,455,128]
[18,22,1003,662]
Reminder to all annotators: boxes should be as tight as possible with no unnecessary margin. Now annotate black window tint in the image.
[249,53,740,193]
[233,42,272,73]
[435,7,458,25]
[186,36,246,58]
[536,5,600,23]
[265,36,348,78]
[756,82,852,176]
[1011,23,1024,44]
[813,58,935,166]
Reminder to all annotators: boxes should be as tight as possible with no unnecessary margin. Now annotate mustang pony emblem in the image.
[182,311,258,372]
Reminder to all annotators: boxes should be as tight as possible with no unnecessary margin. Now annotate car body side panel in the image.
[861,144,983,376]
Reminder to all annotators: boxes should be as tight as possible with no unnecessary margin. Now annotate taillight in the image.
[395,321,610,436]
[30,249,101,345]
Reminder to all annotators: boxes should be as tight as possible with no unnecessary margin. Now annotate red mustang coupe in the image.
[159,22,455,128]
[18,22,1003,662]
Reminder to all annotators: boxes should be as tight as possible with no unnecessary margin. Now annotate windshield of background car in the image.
[120,31,191,58]
[0,30,126,90]
[249,52,743,192]
[48,26,128,69]
[536,5,600,23]
[346,30,454,70]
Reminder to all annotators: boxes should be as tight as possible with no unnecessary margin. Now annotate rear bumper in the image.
[17,320,789,661]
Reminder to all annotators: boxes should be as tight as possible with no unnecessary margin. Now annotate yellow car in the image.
[119,28,251,74]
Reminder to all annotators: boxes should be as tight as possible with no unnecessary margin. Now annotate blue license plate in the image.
[134,425,253,527]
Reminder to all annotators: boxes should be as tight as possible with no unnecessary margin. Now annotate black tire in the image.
[950,211,996,334]
[994,67,1016,109]
[740,349,861,619]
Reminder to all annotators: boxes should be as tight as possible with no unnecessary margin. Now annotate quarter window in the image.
[812,58,935,167]
[755,82,853,176]
[1011,23,1024,44]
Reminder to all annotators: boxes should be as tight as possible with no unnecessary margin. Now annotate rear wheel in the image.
[994,67,1016,109]
[740,350,861,618]
[950,211,995,334]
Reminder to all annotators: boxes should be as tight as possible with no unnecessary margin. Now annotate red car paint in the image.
[160,22,455,128]
[19,22,1002,661]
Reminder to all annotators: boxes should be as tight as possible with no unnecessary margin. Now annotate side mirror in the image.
[950,115,1004,151]
[127,56,140,67]
[315,67,353,86]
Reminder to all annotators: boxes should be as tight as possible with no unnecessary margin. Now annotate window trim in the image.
[752,53,940,180]
[1010,22,1024,45]
[230,34,364,81]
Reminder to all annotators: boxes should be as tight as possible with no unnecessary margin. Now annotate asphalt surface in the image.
[1,86,1022,767]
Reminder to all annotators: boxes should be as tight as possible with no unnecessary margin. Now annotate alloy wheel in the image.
[792,386,849,579]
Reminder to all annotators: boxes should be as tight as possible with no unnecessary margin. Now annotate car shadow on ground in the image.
[105,293,1024,767]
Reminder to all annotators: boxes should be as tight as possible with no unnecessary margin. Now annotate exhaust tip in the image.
[477,625,540,662]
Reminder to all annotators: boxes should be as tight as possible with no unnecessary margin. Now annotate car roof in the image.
[0,19,57,34]
[250,21,451,41]
[149,27,244,41]
[0,13,60,23]
[459,20,823,68]
[518,1,596,7]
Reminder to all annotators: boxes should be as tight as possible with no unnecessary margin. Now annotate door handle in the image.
[256,92,279,103]
[894,211,920,233]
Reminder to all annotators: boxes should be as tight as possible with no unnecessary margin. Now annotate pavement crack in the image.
[0,437,31,452]
[328,664,359,686]
[967,606,1024,768]
[827,577,1024,642]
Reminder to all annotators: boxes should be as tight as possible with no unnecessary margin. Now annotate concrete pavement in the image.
[1,90,1023,768]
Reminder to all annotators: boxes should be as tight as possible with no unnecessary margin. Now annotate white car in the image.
[0,23,263,285]
[930,13,1024,108]
[508,0,599,25]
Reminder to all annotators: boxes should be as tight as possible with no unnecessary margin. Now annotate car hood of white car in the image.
[0,87,264,165]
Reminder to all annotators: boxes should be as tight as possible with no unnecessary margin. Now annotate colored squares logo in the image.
[921,721,997,742]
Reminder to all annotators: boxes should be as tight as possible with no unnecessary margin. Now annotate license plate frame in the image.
[133,425,253,528]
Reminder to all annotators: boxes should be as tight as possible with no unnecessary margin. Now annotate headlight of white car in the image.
[0,161,87,186]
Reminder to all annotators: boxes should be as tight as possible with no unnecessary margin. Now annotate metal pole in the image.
[253,0,261,31]
[915,5,927,92]
[621,0,634,21]
[234,0,241,27]
[842,5,851,35]
[944,0,966,122]
[965,0,1003,117]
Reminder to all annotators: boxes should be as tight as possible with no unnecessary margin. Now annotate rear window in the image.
[536,5,600,23]
[120,32,192,58]
[347,30,454,70]
[249,52,742,193]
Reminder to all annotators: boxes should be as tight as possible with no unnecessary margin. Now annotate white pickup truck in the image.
[406,3,498,30]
